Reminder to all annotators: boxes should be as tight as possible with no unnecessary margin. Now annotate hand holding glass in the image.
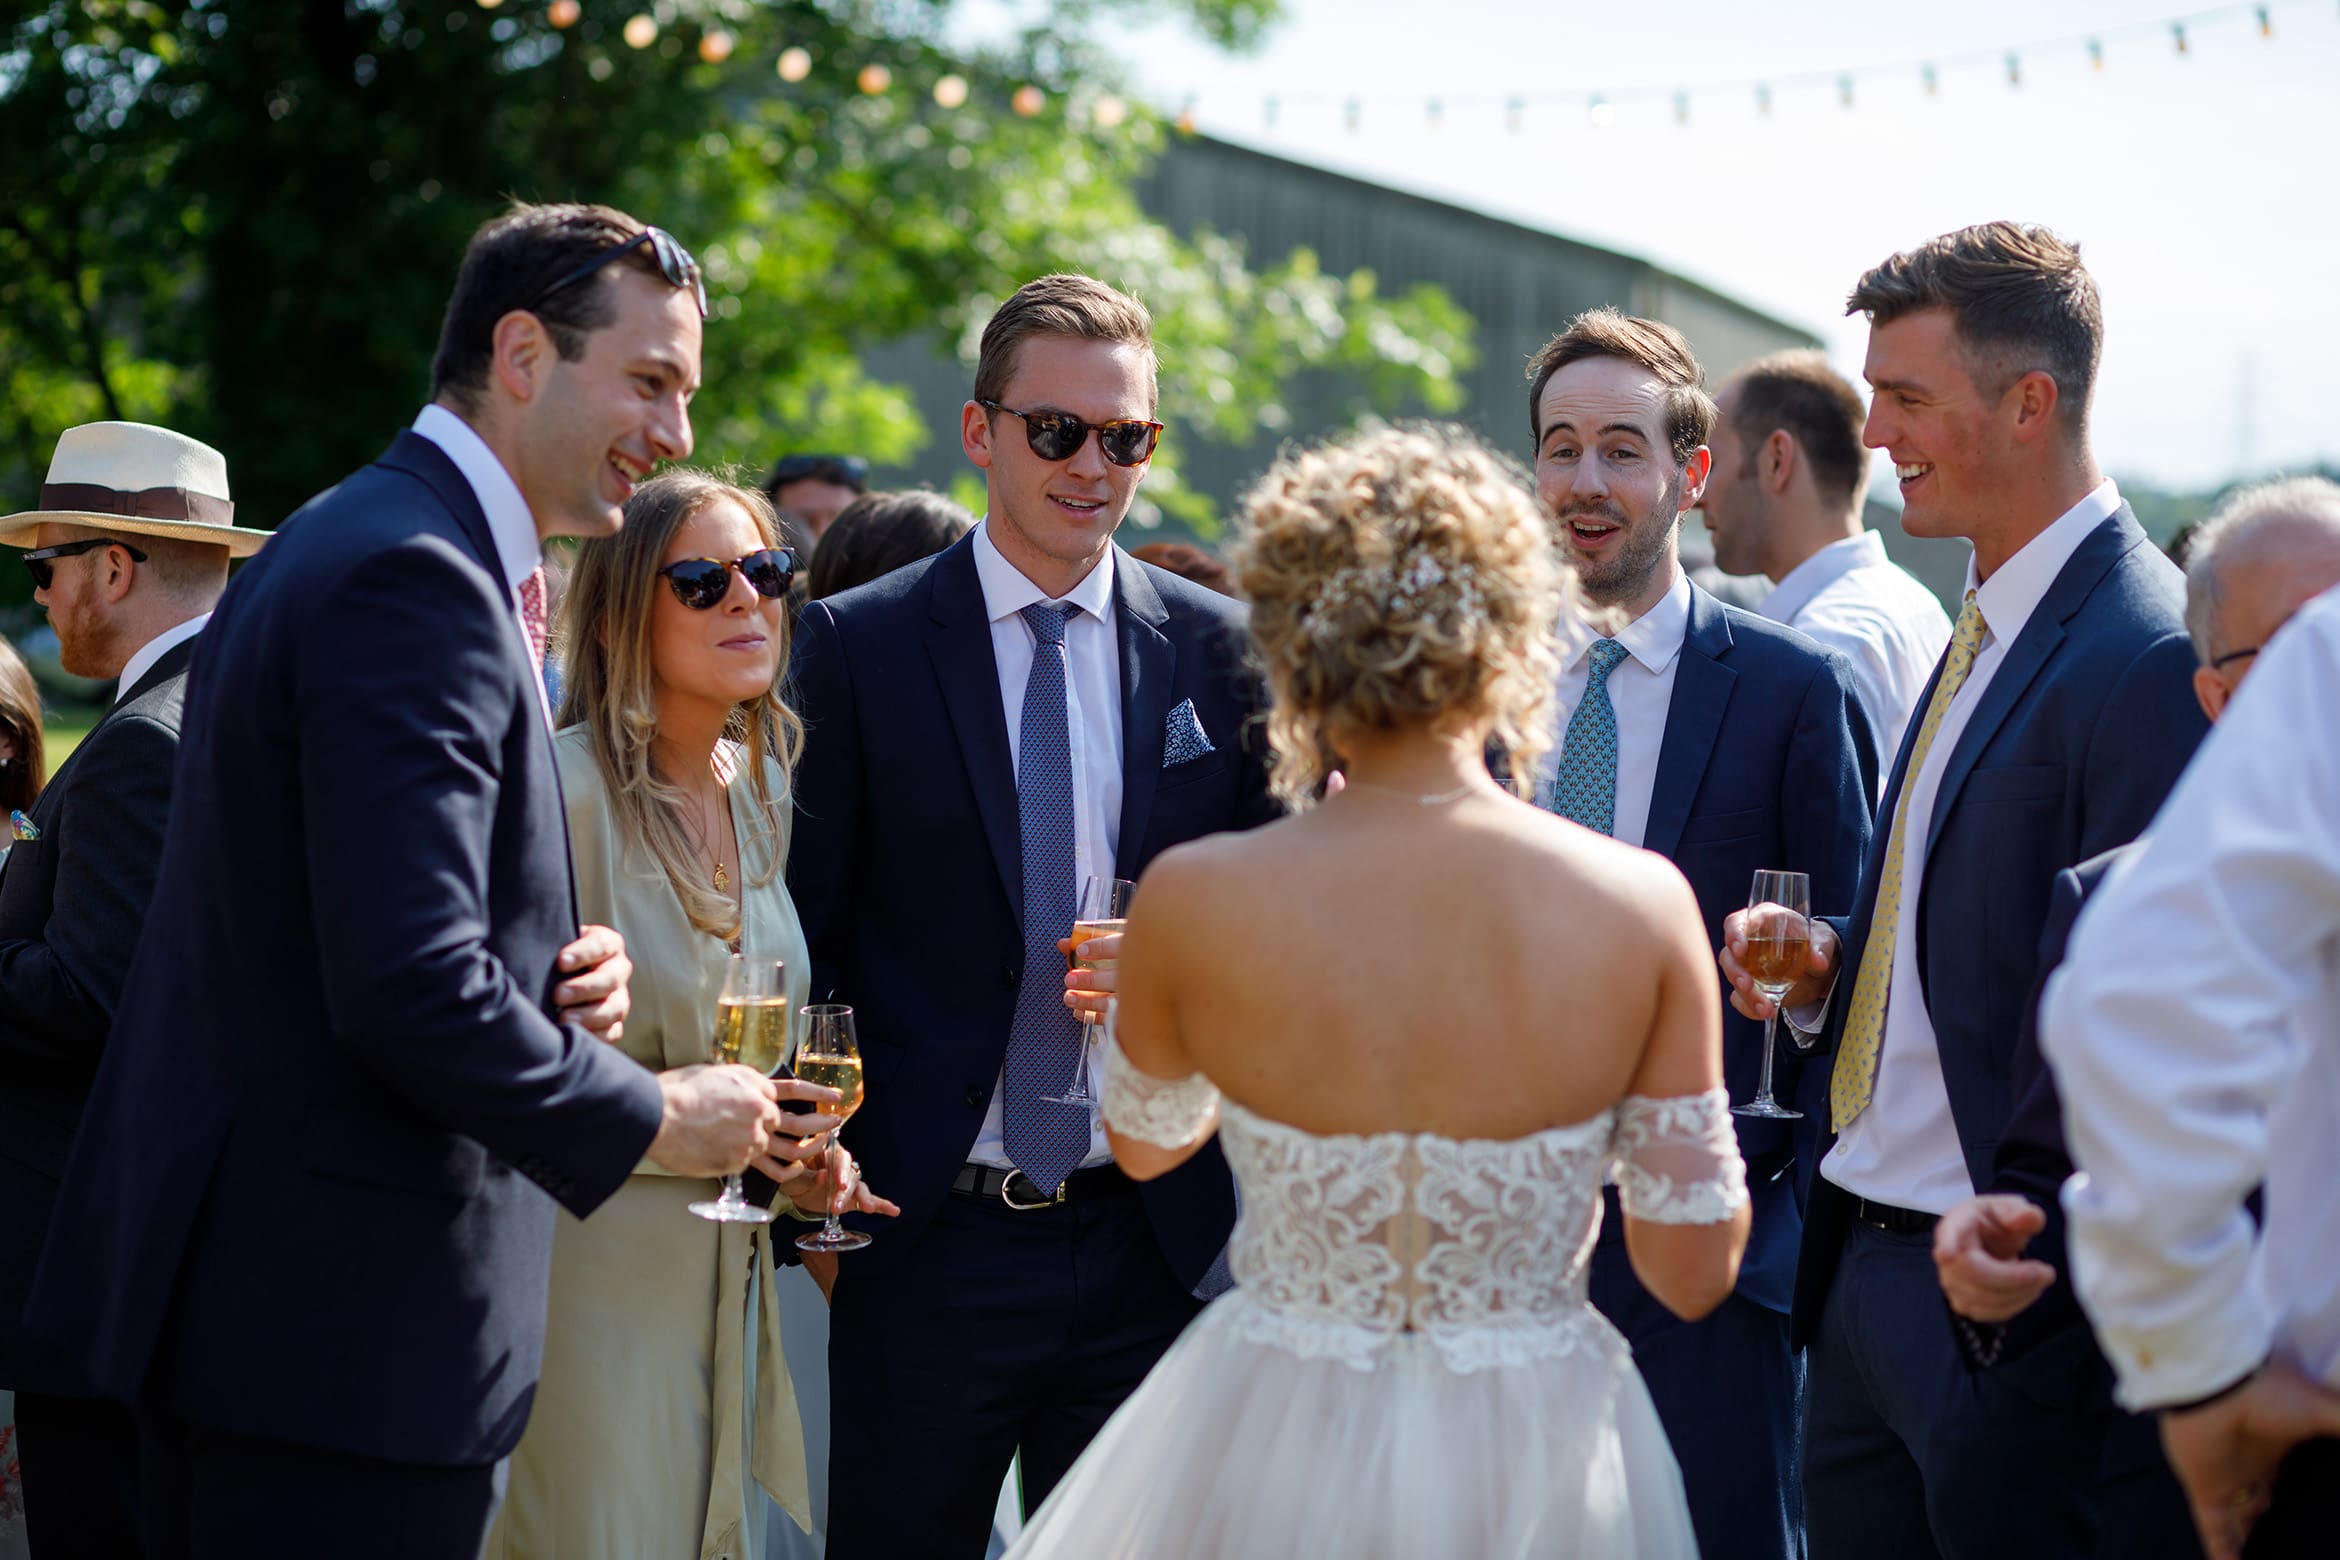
[794,1004,872,1254]
[1734,871,1809,1120]
[690,955,791,1223]
[1043,876,1137,1106]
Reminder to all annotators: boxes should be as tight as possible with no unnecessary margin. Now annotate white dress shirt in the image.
[1538,568,1692,849]
[1820,479,2122,1214]
[410,404,550,725]
[967,518,1123,1170]
[1759,531,1952,762]
[115,612,210,703]
[2047,585,2340,1410]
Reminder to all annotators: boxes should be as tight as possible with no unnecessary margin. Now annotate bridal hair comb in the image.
[1303,552,1485,642]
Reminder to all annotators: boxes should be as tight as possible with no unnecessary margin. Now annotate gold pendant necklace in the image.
[713,860,730,892]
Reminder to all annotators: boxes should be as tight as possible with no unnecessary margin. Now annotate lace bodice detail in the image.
[1102,1033,1747,1371]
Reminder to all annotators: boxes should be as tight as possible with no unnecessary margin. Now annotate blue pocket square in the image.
[1163,698,1216,766]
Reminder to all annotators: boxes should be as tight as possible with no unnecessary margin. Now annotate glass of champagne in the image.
[690,955,791,1224]
[794,1004,872,1254]
[1042,876,1137,1107]
[1734,870,1809,1120]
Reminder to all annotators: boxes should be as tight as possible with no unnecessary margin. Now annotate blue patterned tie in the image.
[1549,638,1629,836]
[1001,603,1089,1193]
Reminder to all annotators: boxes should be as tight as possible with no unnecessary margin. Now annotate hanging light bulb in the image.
[856,63,891,95]
[2257,6,2273,37]
[777,47,812,82]
[1011,84,1045,117]
[1838,74,1854,109]
[1344,96,1360,132]
[1671,90,1688,126]
[2005,52,2021,88]
[1588,95,1615,128]
[1508,96,1526,134]
[1921,62,1940,96]
[547,0,580,27]
[1175,99,1197,135]
[933,73,968,109]
[2088,38,2105,72]
[1425,98,1443,130]
[698,30,734,64]
[622,14,657,49]
[1755,82,1771,116]
[2173,21,2190,56]
[476,0,502,9]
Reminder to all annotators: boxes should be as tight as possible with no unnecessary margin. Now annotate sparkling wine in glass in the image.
[1735,870,1809,1120]
[1041,876,1137,1107]
[794,1004,873,1254]
[690,955,790,1224]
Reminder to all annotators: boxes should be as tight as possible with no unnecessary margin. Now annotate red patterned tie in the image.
[518,565,550,673]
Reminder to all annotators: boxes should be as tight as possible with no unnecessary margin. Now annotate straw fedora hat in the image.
[0,420,270,557]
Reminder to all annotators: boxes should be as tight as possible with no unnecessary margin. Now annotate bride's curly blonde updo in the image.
[1235,423,1585,807]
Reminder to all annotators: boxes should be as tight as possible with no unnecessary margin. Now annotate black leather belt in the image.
[1852,1197,1939,1235]
[952,1161,1133,1210]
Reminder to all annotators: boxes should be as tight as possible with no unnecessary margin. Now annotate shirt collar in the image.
[114,612,209,705]
[1969,478,2121,645]
[411,404,543,594]
[971,516,1117,627]
[1759,531,1887,624]
[1574,566,1691,677]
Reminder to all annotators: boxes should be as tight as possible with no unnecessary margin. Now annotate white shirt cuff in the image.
[2099,1287,2275,1413]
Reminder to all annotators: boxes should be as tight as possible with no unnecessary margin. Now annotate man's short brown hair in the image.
[1723,350,1871,510]
[972,274,1157,411]
[1524,309,1715,465]
[1847,222,2101,432]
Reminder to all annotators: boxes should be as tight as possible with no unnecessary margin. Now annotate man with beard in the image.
[1526,309,1877,1560]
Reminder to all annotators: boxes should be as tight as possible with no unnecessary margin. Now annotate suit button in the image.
[1000,964,1018,988]
[965,1085,986,1108]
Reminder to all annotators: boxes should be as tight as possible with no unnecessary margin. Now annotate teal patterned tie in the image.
[1550,638,1629,835]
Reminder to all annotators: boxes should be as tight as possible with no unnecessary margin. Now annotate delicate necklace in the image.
[1338,776,1483,807]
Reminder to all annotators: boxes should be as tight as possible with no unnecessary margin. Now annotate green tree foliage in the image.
[1,0,1474,544]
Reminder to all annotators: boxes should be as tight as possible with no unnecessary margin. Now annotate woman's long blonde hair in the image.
[555,469,805,940]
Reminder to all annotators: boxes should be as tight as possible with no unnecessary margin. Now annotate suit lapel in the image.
[1643,586,1737,859]
[924,538,1025,922]
[1113,555,1176,876]
[1922,510,2144,863]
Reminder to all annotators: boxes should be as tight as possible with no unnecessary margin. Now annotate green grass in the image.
[41,707,100,768]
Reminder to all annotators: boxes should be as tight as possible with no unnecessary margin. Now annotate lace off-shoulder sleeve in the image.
[1100,1023,1220,1150]
[1612,1089,1749,1225]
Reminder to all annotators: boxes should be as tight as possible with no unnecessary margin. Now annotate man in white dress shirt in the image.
[2045,515,2340,1560]
[1719,222,2205,1559]
[1700,350,1951,762]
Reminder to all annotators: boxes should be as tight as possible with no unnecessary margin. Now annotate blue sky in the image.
[1002,0,2339,492]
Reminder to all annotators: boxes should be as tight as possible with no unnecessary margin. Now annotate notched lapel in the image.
[1113,557,1176,874]
[925,543,1025,923]
[1644,589,1737,859]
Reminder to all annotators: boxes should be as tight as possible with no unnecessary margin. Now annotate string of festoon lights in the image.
[478,0,2328,136]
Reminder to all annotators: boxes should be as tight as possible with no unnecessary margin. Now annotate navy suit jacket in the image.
[785,534,1276,1290]
[24,432,664,1466]
[1590,585,1878,1336]
[1791,507,2208,1348]
[0,638,195,1396]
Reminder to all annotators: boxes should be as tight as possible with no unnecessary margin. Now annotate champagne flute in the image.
[794,1004,872,1254]
[689,955,791,1224]
[1041,876,1137,1106]
[1734,870,1809,1120]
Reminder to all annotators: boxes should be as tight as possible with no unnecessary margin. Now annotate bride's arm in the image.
[1103,847,1219,1180]
[1616,865,1751,1322]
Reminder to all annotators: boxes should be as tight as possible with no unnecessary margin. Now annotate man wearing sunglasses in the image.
[787,273,1276,1558]
[27,203,785,1558]
[0,420,267,1557]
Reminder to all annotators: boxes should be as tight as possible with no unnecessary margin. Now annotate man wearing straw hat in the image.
[0,419,266,1558]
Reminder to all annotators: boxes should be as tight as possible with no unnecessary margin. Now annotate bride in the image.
[1006,424,1749,1559]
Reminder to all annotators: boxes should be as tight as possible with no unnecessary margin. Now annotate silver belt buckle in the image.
[999,1169,1067,1210]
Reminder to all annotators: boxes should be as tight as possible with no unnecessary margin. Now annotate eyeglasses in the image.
[658,547,798,610]
[528,226,709,320]
[978,400,1162,468]
[2208,645,2260,672]
[22,536,147,590]
[765,453,870,491]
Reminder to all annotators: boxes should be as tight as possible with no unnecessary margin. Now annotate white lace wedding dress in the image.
[1004,1035,1748,1559]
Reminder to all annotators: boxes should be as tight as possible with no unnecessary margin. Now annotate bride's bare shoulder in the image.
[1509,811,1705,937]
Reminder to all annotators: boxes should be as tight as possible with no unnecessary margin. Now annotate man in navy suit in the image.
[787,274,1275,1558]
[1722,222,2208,1559]
[24,203,795,1557]
[1526,309,1878,1560]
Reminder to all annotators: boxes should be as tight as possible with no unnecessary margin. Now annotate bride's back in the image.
[1147,788,1693,1143]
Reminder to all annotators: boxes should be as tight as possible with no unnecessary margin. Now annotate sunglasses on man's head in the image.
[658,547,797,610]
[22,536,147,590]
[529,226,709,320]
[978,400,1162,468]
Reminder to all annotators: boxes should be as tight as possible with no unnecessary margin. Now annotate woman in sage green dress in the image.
[486,470,895,1560]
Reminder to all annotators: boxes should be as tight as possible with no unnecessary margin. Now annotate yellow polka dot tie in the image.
[1829,592,1990,1131]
